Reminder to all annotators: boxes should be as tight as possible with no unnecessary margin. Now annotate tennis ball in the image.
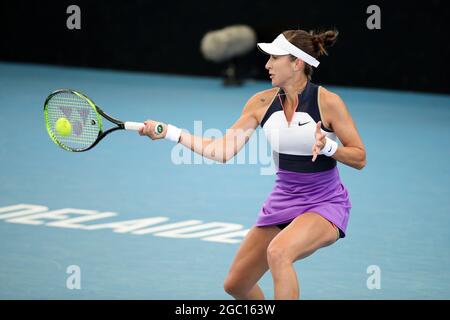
[55,117,72,136]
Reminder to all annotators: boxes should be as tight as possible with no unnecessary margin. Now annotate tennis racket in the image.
[44,89,146,152]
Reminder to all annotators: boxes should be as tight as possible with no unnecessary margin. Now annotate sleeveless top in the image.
[260,81,338,173]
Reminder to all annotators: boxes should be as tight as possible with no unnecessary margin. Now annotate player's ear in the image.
[294,58,304,72]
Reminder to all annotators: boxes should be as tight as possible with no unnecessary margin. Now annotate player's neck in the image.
[281,77,308,106]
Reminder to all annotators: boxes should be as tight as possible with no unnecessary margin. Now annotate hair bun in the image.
[310,29,339,56]
[321,30,339,47]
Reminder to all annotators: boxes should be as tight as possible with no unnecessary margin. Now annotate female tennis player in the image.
[139,28,366,300]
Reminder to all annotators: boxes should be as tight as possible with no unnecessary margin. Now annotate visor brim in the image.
[257,43,290,56]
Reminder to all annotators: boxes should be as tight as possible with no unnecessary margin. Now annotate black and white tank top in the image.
[260,81,338,173]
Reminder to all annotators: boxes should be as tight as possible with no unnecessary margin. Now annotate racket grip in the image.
[124,122,145,131]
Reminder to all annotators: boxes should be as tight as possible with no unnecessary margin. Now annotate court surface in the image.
[0,62,449,299]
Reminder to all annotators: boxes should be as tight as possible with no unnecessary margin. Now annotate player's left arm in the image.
[322,89,366,170]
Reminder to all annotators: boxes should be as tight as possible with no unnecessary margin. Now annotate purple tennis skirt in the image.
[255,166,352,237]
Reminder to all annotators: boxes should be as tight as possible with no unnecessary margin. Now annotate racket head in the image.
[44,89,103,152]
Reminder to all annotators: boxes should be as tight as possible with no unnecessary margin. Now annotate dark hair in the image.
[283,29,339,79]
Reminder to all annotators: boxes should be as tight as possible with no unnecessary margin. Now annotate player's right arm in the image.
[178,93,261,163]
[139,91,271,163]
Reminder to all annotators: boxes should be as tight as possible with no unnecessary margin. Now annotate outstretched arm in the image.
[139,95,260,163]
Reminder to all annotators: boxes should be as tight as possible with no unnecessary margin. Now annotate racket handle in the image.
[124,122,145,131]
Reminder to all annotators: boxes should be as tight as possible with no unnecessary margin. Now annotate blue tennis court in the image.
[0,61,449,299]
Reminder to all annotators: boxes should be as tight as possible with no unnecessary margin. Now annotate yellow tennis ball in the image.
[55,117,72,136]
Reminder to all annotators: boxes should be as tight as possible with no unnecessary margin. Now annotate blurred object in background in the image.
[0,1,448,93]
[201,25,256,86]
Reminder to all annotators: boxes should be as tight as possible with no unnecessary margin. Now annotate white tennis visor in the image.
[257,34,320,68]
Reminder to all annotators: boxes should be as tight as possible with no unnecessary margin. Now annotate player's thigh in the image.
[268,212,338,264]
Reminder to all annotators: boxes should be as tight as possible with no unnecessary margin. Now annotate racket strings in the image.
[46,92,101,150]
